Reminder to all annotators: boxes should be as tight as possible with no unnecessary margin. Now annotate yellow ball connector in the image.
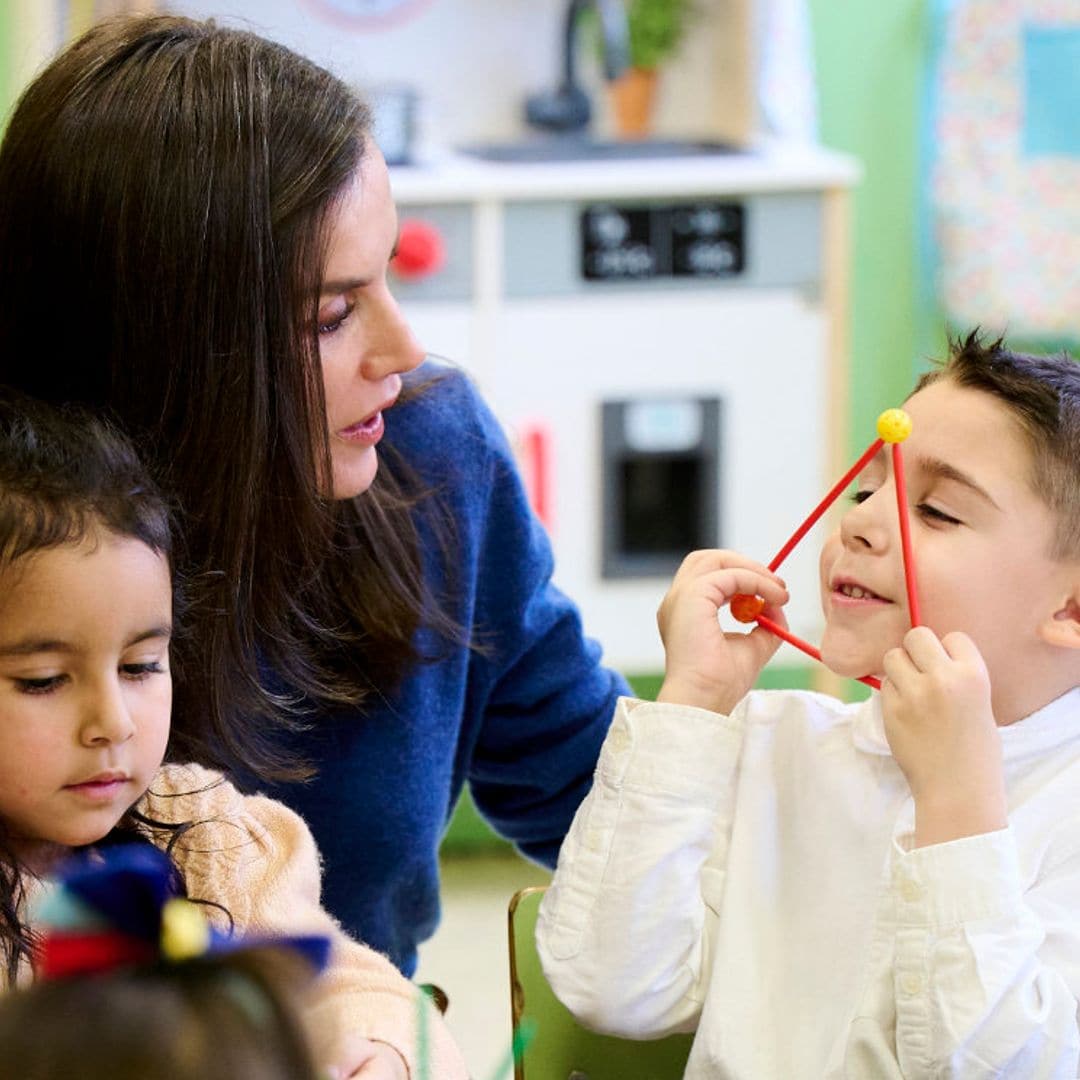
[876,408,912,444]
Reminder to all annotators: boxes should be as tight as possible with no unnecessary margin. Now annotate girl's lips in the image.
[64,777,131,803]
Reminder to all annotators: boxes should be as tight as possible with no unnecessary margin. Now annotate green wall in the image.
[810,0,938,451]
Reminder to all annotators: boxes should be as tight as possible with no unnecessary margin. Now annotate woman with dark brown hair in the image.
[0,14,628,976]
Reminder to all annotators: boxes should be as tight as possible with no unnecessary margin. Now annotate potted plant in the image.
[606,0,699,138]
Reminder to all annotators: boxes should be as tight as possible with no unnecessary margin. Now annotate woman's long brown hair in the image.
[0,16,461,780]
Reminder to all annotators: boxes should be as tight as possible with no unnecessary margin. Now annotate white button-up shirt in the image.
[537,689,1080,1078]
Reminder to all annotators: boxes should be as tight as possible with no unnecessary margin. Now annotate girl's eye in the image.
[917,503,961,526]
[850,489,874,505]
[15,675,66,695]
[318,302,354,336]
[122,661,166,681]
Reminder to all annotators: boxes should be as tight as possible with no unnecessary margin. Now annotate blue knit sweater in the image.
[252,365,628,975]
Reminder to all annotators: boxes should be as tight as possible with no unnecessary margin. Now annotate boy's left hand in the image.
[881,627,1007,848]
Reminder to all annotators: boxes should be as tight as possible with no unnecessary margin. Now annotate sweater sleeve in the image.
[143,765,468,1079]
[536,696,747,1038]
[403,365,630,865]
[885,826,1080,1077]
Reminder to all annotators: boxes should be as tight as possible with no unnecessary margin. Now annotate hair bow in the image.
[32,841,330,979]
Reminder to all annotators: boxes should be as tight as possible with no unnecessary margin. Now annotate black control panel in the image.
[581,201,745,282]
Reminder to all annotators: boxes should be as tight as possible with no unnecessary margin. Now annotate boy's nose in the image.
[839,488,895,553]
[79,683,136,746]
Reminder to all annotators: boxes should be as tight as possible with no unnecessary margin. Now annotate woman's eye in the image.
[15,675,66,694]
[122,661,166,681]
[917,503,961,525]
[318,302,354,336]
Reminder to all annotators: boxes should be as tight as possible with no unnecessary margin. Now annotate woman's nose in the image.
[361,286,426,380]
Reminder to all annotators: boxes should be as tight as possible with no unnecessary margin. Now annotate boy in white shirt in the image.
[537,333,1080,1079]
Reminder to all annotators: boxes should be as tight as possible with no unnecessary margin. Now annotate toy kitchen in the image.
[389,139,859,680]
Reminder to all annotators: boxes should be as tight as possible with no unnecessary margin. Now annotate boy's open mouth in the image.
[836,583,887,601]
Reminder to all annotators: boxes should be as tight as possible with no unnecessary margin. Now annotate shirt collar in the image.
[852,686,1080,759]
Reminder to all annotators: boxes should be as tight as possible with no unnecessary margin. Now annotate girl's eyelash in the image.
[14,662,166,692]
[16,675,66,694]
[850,490,873,504]
[318,303,354,336]
[122,661,166,680]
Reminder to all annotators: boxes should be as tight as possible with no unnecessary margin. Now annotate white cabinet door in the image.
[491,287,829,674]
[398,300,476,371]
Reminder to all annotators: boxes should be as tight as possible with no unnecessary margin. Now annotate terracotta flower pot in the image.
[610,66,659,140]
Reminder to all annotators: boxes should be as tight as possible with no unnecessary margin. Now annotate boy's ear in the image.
[1040,585,1080,650]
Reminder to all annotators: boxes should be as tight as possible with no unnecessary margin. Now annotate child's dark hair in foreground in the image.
[539,333,1080,1079]
[0,843,325,1080]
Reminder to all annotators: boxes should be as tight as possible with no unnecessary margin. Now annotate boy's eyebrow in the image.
[0,625,172,658]
[915,454,1001,510]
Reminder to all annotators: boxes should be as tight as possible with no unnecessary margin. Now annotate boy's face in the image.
[819,379,1073,721]
[0,528,171,872]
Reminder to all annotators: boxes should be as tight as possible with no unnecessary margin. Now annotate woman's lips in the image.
[336,410,385,446]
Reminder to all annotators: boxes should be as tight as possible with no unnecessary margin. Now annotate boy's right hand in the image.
[656,550,789,714]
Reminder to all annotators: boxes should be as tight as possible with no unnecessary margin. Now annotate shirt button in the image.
[606,728,631,755]
[900,973,923,996]
[898,878,923,903]
[585,828,604,853]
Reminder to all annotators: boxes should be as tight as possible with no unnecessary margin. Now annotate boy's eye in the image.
[122,661,167,681]
[917,503,961,526]
[15,674,67,694]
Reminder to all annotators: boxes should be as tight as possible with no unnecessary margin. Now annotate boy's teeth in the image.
[840,583,878,599]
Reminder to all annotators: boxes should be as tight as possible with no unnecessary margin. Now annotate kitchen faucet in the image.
[525,0,630,135]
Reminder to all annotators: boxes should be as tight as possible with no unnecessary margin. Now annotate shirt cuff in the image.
[597,696,745,805]
[892,826,1023,928]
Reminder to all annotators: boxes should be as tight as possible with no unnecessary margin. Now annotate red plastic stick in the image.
[756,615,882,690]
[767,437,884,572]
[891,442,921,626]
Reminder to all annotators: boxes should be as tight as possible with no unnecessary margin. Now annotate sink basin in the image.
[457,137,743,164]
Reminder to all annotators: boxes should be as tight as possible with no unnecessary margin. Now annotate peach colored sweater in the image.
[139,763,468,1079]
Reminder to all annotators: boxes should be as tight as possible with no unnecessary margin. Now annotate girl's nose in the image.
[79,682,136,746]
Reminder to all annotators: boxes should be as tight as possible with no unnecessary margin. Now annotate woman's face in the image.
[317,143,425,500]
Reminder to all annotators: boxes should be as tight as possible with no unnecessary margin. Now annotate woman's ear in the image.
[1039,585,1080,650]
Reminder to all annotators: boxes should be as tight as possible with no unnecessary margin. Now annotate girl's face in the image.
[0,528,172,872]
[317,142,426,500]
